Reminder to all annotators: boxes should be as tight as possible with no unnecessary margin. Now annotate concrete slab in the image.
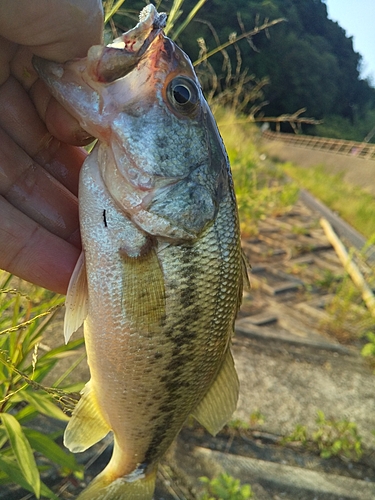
[232,332,375,445]
[193,447,375,500]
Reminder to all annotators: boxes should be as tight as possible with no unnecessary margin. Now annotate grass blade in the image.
[194,18,285,66]
[0,304,63,337]
[0,455,58,499]
[165,0,184,34]
[104,0,127,23]
[52,351,86,388]
[171,0,207,40]
[1,413,41,498]
[24,429,82,472]
[23,391,69,422]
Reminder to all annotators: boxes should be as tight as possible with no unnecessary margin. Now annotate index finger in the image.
[0,0,103,91]
[0,0,103,60]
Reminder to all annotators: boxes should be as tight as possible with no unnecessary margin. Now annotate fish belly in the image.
[77,145,241,477]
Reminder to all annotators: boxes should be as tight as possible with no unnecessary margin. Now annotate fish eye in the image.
[167,77,199,115]
[173,84,191,104]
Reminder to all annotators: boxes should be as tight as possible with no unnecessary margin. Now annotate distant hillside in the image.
[118,1,375,141]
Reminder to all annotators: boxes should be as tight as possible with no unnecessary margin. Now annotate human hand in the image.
[0,0,103,294]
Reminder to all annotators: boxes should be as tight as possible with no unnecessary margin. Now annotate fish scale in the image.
[75,144,241,481]
[33,5,244,499]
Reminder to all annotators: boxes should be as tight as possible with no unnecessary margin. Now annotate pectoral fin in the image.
[121,246,165,333]
[64,381,110,453]
[192,349,239,436]
[64,252,88,343]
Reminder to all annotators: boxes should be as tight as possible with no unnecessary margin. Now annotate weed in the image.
[283,411,363,461]
[282,162,375,239]
[291,225,309,236]
[217,110,299,235]
[281,424,308,446]
[313,411,363,460]
[227,418,250,432]
[200,473,253,500]
[314,269,342,291]
[361,331,375,358]
[323,275,375,342]
[228,410,265,432]
[0,274,85,498]
[287,262,309,276]
[249,409,266,427]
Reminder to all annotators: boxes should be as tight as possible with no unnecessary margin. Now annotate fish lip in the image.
[93,28,164,84]
[32,56,65,83]
[32,4,167,87]
[90,5,167,84]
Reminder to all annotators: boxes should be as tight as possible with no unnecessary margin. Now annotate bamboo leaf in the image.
[14,404,38,425]
[22,391,69,422]
[0,455,31,489]
[0,413,41,498]
[0,425,7,448]
[0,455,59,499]
[24,429,81,472]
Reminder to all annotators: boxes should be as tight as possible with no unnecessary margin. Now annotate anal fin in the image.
[191,349,239,436]
[64,381,110,453]
[64,252,88,343]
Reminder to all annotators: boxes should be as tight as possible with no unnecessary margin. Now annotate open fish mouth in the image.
[92,6,167,83]
[34,5,167,84]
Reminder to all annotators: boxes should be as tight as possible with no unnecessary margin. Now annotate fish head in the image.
[33,5,167,136]
[34,5,231,242]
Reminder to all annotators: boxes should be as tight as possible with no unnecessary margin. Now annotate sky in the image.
[325,0,375,83]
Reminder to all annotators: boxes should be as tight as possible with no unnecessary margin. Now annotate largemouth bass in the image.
[34,5,245,499]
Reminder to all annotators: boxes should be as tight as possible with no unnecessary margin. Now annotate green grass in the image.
[282,162,375,239]
[216,110,299,235]
[0,274,85,497]
[283,411,363,461]
[200,473,253,500]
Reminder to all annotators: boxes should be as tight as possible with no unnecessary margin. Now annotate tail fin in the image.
[76,468,157,500]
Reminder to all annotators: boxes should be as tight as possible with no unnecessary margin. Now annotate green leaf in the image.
[1,413,41,498]
[24,429,81,472]
[320,449,332,458]
[0,455,31,488]
[15,404,38,424]
[0,455,59,499]
[59,381,85,393]
[23,391,69,421]
[38,337,84,361]
[0,425,7,448]
[171,0,207,40]
[361,343,375,357]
